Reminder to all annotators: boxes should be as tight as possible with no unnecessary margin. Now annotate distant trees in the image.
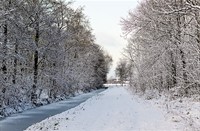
[121,0,200,95]
[0,0,111,116]
[115,60,128,85]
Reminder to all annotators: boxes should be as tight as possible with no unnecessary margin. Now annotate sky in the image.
[72,0,139,78]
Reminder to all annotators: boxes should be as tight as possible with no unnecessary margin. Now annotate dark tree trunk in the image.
[12,41,18,84]
[2,23,8,76]
[180,49,187,84]
[32,15,39,105]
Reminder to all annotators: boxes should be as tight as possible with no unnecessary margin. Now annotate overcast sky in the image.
[73,0,139,78]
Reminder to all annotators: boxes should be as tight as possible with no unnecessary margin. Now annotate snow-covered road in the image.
[25,86,182,131]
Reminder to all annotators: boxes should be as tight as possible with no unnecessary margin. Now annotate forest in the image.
[121,0,200,96]
[0,0,111,117]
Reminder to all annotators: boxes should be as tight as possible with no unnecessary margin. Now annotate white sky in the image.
[73,0,139,78]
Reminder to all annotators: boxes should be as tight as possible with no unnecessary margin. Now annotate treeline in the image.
[121,0,200,96]
[0,0,112,116]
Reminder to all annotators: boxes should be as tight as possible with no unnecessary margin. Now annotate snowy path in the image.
[25,86,181,131]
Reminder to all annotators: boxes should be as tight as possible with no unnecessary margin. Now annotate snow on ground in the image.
[25,86,184,131]
[135,89,200,131]
[164,96,200,130]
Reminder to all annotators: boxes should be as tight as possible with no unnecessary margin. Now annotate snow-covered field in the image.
[25,86,186,131]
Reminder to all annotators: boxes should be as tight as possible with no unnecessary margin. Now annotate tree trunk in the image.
[169,17,177,89]
[194,10,200,59]
[170,51,177,88]
[12,41,18,84]
[32,14,39,105]
[176,0,187,85]
[2,23,7,76]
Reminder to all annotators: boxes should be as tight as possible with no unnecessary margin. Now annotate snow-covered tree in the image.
[115,59,128,85]
[0,0,112,116]
[121,0,200,95]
